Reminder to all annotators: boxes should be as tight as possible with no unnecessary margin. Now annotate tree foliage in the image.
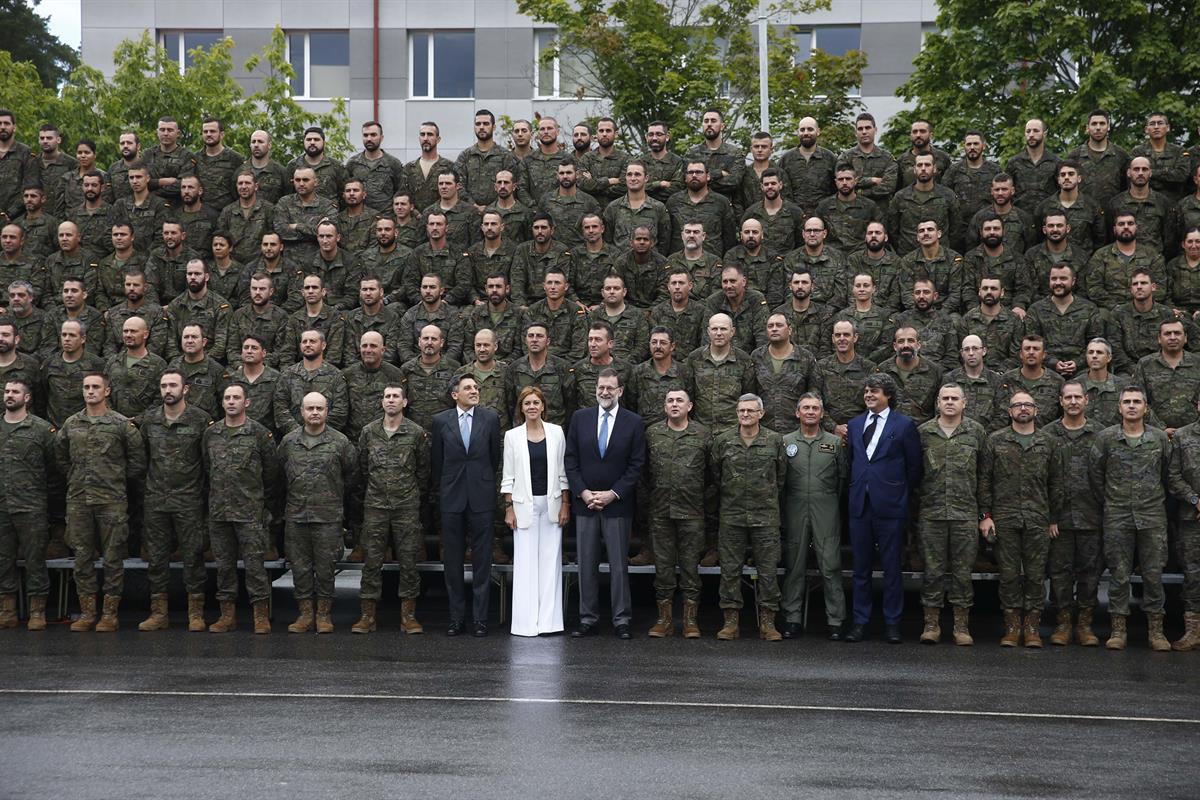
[0,0,78,87]
[514,0,865,151]
[4,27,350,166]
[886,0,1200,156]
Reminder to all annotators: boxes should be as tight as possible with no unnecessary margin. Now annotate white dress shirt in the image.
[596,402,618,453]
[864,406,890,460]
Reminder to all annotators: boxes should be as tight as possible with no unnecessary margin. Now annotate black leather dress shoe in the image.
[472,622,488,638]
[446,620,465,637]
[615,624,632,639]
[571,623,598,638]
[885,623,903,644]
[843,623,865,642]
[827,626,844,641]
[781,622,802,639]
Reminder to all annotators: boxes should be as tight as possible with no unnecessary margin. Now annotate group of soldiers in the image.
[0,104,1197,648]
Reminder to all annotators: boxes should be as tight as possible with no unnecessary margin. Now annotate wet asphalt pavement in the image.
[1,579,1198,799]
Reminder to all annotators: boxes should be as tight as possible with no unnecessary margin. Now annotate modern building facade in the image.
[80,0,938,160]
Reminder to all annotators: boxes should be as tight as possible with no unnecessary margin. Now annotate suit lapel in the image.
[871,412,893,461]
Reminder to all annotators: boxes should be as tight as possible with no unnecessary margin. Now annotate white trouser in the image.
[510,496,564,636]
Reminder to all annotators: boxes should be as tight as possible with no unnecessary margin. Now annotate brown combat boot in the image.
[1146,612,1171,652]
[1049,610,1072,646]
[400,598,424,634]
[346,545,365,563]
[919,606,941,644]
[187,593,207,632]
[628,544,654,567]
[71,594,97,632]
[952,607,973,646]
[1172,611,1200,651]
[138,593,169,631]
[758,607,782,641]
[716,609,739,640]
[94,595,120,632]
[1076,608,1100,647]
[208,600,237,633]
[252,601,271,634]
[1000,609,1021,647]
[288,599,314,633]
[351,599,377,634]
[1023,610,1043,648]
[0,593,17,628]
[315,598,334,633]
[648,600,673,637]
[699,548,719,568]
[682,601,701,639]
[27,596,47,631]
[1106,613,1127,650]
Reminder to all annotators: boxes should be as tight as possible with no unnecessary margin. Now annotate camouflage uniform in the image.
[665,191,737,255]
[1131,141,1192,201]
[237,159,290,205]
[239,259,304,313]
[165,355,225,420]
[1133,351,1200,430]
[399,244,471,308]
[347,150,407,213]
[875,357,943,425]
[144,246,203,301]
[896,147,953,191]
[997,366,1064,426]
[647,298,706,358]
[614,248,668,309]
[704,290,770,355]
[1166,254,1200,314]
[39,306,105,359]
[751,344,823,433]
[960,246,1034,312]
[814,194,884,254]
[816,353,874,426]
[1044,418,1104,612]
[644,420,710,603]
[279,305,346,367]
[576,148,630,205]
[301,247,358,311]
[886,184,963,255]
[285,155,348,204]
[1035,194,1107,257]
[1063,143,1129,208]
[110,195,168,255]
[664,251,723,301]
[165,291,231,362]
[844,249,904,311]
[503,354,574,427]
[397,301,462,363]
[0,141,37,221]
[571,356,634,410]
[484,201,533,244]
[956,307,1023,372]
[337,306,402,366]
[895,247,966,315]
[685,141,745,202]
[835,145,898,206]
[728,247,788,308]
[880,307,959,370]
[685,346,756,429]
[105,350,167,421]
[337,208,380,254]
[774,300,835,358]
[525,299,588,362]
[1167,421,1200,613]
[397,355,460,430]
[1081,372,1128,428]
[222,365,280,436]
[192,148,244,212]
[454,143,521,206]
[0,412,57,600]
[783,246,848,310]
[460,360,510,430]
[942,159,1001,218]
[341,360,405,442]
[966,204,1039,254]
[1022,295,1105,372]
[539,190,600,251]
[40,351,107,428]
[272,361,350,435]
[143,144,197,206]
[642,152,685,204]
[1004,150,1061,211]
[569,244,620,308]
[461,239,518,302]
[208,263,243,308]
[1107,190,1178,256]
[943,367,1006,431]
[223,303,290,368]
[779,146,837,216]
[1025,242,1090,302]
[740,201,805,254]
[422,200,481,254]
[629,360,687,428]
[510,241,572,307]
[16,211,60,263]
[1110,302,1200,374]
[272,193,339,264]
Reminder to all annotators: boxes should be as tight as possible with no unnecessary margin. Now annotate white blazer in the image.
[500,422,569,529]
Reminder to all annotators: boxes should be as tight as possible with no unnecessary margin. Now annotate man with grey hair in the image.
[5,280,43,356]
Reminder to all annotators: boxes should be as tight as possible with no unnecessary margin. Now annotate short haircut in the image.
[862,373,896,401]
[597,366,623,386]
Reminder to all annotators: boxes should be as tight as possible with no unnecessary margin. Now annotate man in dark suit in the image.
[565,367,646,638]
[430,374,503,636]
[846,372,923,643]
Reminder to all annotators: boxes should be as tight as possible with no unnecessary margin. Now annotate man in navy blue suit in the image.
[845,373,923,643]
[564,367,646,639]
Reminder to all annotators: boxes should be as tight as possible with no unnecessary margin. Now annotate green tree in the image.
[514,0,865,151]
[887,0,1200,157]
[0,49,56,131]
[0,0,78,87]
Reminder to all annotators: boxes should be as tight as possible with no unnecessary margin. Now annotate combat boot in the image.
[758,607,782,641]
[1146,612,1171,652]
[138,593,169,631]
[187,593,207,632]
[1000,609,1021,647]
[716,609,739,640]
[71,594,97,631]
[648,600,673,637]
[1023,610,1043,648]
[1049,610,1072,646]
[351,599,377,634]
[919,606,941,644]
[682,601,701,639]
[208,600,237,633]
[628,543,654,567]
[27,595,47,631]
[1106,613,1127,650]
[0,593,17,628]
[346,545,365,563]
[1172,612,1200,651]
[252,601,271,635]
[288,599,314,633]
[400,598,424,634]
[1076,608,1100,647]
[699,548,719,568]
[94,595,120,632]
[315,598,334,633]
[952,607,973,646]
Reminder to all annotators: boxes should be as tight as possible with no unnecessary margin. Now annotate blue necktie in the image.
[460,412,471,450]
[598,411,610,457]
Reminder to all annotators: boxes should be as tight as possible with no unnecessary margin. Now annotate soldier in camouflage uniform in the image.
[960,213,1034,314]
[836,112,898,207]
[880,280,959,370]
[525,266,587,362]
[461,212,516,302]
[630,326,687,428]
[224,273,289,368]
[784,218,847,309]
[41,319,106,428]
[895,219,966,315]
[286,127,348,204]
[896,120,953,191]
[1035,161,1107,257]
[887,153,962,255]
[1166,386,1200,650]
[135,370,212,632]
[165,259,231,361]
[570,214,621,308]
[193,118,245,214]
[1064,110,1129,208]
[105,315,167,422]
[1080,337,1125,427]
[614,226,668,310]
[1134,318,1200,433]
[1132,112,1191,201]
[916,383,989,645]
[942,131,1000,219]
[686,109,745,204]
[874,325,943,425]
[0,224,50,302]
[338,275,401,367]
[272,328,349,435]
[740,169,804,255]
[604,161,673,256]
[997,334,1065,426]
[510,214,572,308]
[240,232,304,313]
[980,390,1054,647]
[1089,385,1172,651]
[1023,263,1104,378]
[816,166,884,254]
[398,324,459,430]
[55,372,147,631]
[706,264,770,355]
[539,162,599,252]
[504,321,574,427]
[648,268,706,357]
[1004,119,1061,212]
[202,383,279,634]
[752,313,823,434]
[572,320,634,411]
[240,129,290,206]
[956,276,1023,372]
[166,324,225,419]
[818,319,875,436]
[844,221,903,311]
[965,173,1039,254]
[455,110,522,208]
[685,312,756,429]
[397,273,462,363]
[341,331,405,442]
[348,121,407,214]
[943,334,1005,431]
[0,110,38,223]
[666,161,737,256]
[1107,157,1178,257]
[142,117,196,207]
[1084,213,1168,309]
[726,218,787,308]
[337,180,379,254]
[15,184,59,263]
[224,334,280,436]
[42,278,106,359]
[1110,269,1199,373]
[218,170,276,268]
[1166,227,1200,315]
[777,118,837,217]
[177,178,219,259]
[279,391,358,634]
[273,167,339,265]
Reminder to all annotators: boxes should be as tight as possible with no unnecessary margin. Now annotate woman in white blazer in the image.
[502,386,571,636]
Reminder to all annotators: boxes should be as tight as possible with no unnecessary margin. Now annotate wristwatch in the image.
[1189,494,1199,507]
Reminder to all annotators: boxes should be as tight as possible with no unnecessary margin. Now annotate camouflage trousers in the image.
[782,511,846,626]
[650,516,705,603]
[1048,528,1102,611]
[360,507,422,601]
[143,506,207,594]
[209,520,270,603]
[718,523,781,611]
[67,501,129,597]
[918,519,979,609]
[1180,520,1200,613]
[0,509,48,596]
[285,521,343,600]
[1105,524,1167,616]
[995,519,1049,611]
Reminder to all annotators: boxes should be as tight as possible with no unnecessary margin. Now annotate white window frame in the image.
[285,32,350,101]
[409,31,476,100]
[792,26,862,98]
[533,30,601,100]
[157,30,221,75]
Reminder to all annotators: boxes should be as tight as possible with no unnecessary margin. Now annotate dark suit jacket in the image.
[430,405,502,514]
[847,407,922,519]
[564,404,646,518]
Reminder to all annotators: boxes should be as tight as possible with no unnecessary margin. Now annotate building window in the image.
[287,32,350,99]
[534,30,598,99]
[158,31,223,74]
[410,32,475,99]
[794,25,862,60]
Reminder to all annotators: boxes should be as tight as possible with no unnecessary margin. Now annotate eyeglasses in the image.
[1009,402,1037,409]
